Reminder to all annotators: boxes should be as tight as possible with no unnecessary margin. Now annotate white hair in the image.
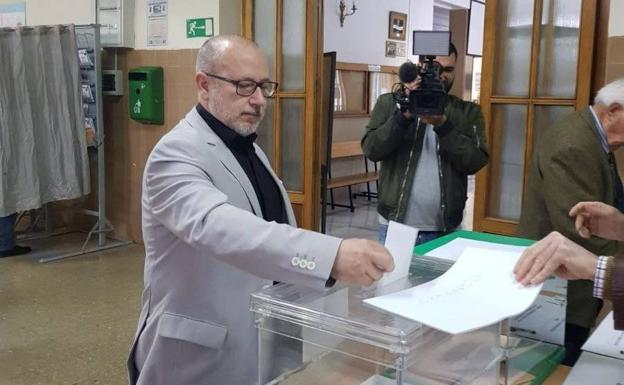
[594,78,624,107]
[195,35,258,73]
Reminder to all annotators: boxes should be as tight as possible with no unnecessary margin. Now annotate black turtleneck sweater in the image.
[196,104,287,224]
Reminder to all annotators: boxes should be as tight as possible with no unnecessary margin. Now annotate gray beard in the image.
[207,98,261,137]
[230,123,258,137]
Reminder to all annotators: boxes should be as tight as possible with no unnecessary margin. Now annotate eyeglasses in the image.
[202,72,279,98]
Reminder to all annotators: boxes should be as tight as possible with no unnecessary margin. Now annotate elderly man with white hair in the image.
[127,35,394,385]
[519,78,624,365]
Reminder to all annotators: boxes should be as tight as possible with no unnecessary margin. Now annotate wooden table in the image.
[542,365,571,385]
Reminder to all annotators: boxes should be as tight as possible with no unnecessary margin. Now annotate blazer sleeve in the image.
[361,94,413,162]
[434,102,489,175]
[144,137,341,290]
[610,256,624,330]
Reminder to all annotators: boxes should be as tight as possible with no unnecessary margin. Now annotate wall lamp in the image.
[339,0,357,27]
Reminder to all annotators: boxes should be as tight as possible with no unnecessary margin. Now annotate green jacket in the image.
[362,93,489,230]
[519,107,624,328]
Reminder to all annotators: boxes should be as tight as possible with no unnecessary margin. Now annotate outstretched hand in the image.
[514,231,598,286]
[569,201,624,241]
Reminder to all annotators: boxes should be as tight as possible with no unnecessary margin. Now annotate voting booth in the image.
[251,259,504,385]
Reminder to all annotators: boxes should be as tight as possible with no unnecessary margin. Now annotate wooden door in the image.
[243,0,323,230]
[474,0,597,235]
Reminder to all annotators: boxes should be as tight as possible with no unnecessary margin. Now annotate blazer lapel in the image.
[580,107,599,134]
[254,144,297,226]
[580,107,611,160]
[184,108,263,216]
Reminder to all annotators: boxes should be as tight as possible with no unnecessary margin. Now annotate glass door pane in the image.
[536,0,582,97]
[281,0,305,91]
[492,0,535,96]
[280,98,305,191]
[487,104,528,220]
[254,0,277,80]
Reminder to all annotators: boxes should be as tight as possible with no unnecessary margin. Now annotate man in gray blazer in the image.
[127,35,395,385]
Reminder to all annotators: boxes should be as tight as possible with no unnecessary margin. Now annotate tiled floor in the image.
[325,178,475,239]
[325,198,380,240]
[0,187,474,384]
[0,241,145,385]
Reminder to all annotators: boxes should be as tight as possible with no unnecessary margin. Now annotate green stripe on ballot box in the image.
[410,230,535,279]
[414,230,535,256]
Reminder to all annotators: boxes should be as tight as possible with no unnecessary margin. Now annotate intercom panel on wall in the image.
[97,0,135,48]
[102,70,124,96]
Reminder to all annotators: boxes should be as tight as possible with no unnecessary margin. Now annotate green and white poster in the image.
[186,18,214,38]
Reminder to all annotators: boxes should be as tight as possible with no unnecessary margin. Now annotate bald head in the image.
[195,35,260,74]
[194,35,270,137]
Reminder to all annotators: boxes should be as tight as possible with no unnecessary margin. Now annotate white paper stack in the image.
[365,247,543,334]
[563,312,624,384]
[582,311,624,359]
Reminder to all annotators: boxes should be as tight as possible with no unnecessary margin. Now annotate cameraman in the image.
[362,43,489,244]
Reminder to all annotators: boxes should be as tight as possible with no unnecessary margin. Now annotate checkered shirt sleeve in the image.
[593,256,609,299]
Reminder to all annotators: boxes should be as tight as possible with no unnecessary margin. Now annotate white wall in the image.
[0,0,95,25]
[610,0,624,37]
[323,0,442,66]
[134,0,220,49]
[435,0,470,9]
[408,0,434,63]
[0,0,220,49]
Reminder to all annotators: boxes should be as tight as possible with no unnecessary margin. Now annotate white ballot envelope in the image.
[377,221,418,287]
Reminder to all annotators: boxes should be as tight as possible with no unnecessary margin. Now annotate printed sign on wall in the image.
[147,0,168,47]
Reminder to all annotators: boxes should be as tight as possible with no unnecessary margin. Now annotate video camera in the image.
[393,31,451,116]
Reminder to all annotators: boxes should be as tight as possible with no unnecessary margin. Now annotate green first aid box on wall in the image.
[129,67,164,124]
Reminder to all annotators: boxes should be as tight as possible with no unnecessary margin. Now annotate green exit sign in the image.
[186,17,214,38]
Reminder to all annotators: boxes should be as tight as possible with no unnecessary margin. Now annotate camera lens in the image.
[420,95,435,107]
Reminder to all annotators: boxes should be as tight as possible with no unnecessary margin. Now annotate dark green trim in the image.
[414,230,535,256]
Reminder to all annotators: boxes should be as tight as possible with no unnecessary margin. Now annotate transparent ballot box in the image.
[503,276,567,384]
[251,273,504,385]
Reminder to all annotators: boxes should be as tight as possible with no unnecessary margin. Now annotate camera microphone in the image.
[398,62,419,83]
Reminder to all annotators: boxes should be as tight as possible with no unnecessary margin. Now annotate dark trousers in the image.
[0,214,16,252]
[561,294,603,366]
[562,323,591,366]
[562,299,603,366]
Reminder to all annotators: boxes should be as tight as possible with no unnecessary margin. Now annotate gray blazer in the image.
[128,108,342,385]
